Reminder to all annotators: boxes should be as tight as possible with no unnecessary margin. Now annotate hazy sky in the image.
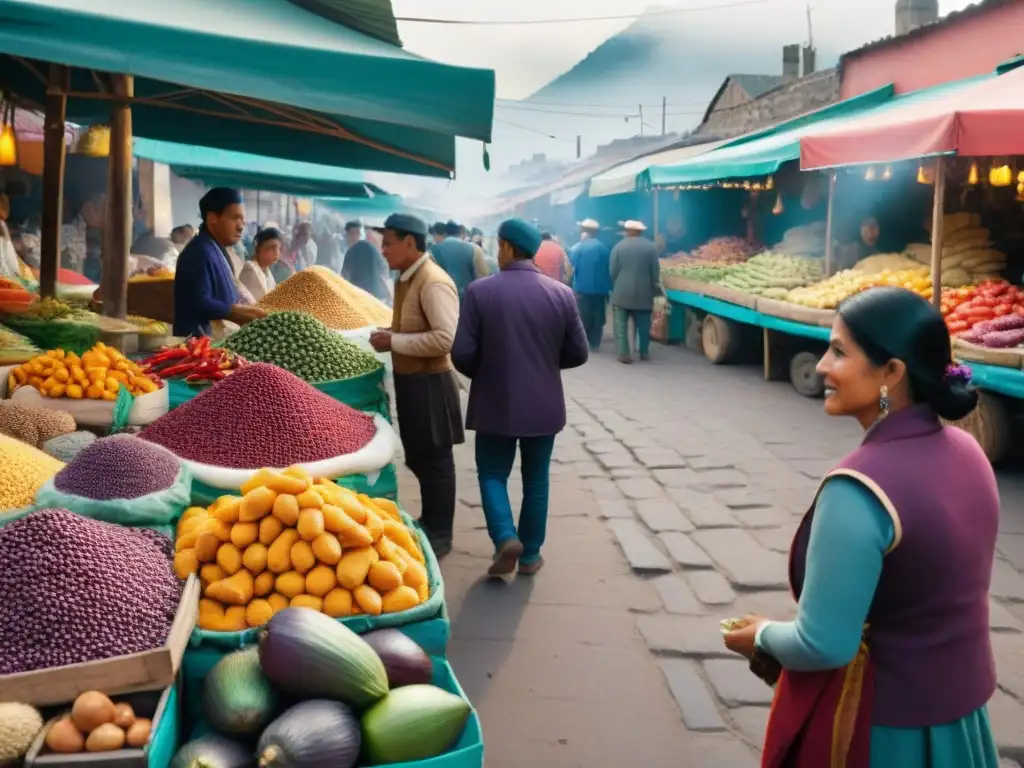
[393,0,977,99]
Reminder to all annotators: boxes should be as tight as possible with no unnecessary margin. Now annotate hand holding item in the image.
[228,304,267,325]
[722,614,768,660]
[369,328,393,352]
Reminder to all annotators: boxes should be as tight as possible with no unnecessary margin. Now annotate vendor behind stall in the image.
[836,215,881,272]
[238,227,282,302]
[173,188,266,338]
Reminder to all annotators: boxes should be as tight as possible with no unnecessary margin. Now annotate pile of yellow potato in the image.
[174,467,429,632]
[7,343,161,400]
[786,266,932,309]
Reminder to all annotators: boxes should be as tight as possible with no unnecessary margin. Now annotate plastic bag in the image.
[33,464,193,537]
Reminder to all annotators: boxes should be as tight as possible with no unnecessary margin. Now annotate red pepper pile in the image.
[941,280,1024,335]
[140,337,248,384]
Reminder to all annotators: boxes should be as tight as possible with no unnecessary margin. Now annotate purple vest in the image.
[790,405,998,728]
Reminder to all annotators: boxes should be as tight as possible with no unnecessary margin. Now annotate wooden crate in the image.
[25,685,175,768]
[0,576,199,707]
[754,297,835,328]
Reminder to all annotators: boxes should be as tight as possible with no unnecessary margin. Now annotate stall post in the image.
[823,170,836,277]
[39,64,69,300]
[102,75,133,319]
[652,188,660,239]
[929,157,946,310]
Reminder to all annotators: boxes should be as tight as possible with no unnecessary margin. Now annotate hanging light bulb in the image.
[772,192,785,215]
[0,98,16,167]
[864,166,876,181]
[881,165,893,181]
[1016,182,1024,203]
[77,125,110,158]
[989,159,1012,187]
[967,162,980,186]
[917,162,935,185]
[765,176,775,191]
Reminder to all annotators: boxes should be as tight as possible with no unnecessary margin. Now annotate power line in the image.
[493,118,576,142]
[396,0,772,26]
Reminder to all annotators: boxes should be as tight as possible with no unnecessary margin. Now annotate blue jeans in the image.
[475,433,556,564]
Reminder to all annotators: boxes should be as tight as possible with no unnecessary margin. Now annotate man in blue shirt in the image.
[173,188,265,338]
[432,220,489,302]
[568,218,612,350]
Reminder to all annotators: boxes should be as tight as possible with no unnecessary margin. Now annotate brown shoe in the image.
[487,539,525,578]
[517,557,545,575]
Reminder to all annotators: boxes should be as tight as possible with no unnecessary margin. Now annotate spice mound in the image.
[139,363,378,468]
[43,431,98,463]
[0,433,64,512]
[0,509,181,674]
[224,311,382,383]
[0,401,77,449]
[258,267,392,330]
[53,434,182,500]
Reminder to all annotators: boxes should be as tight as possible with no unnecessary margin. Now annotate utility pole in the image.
[661,96,667,136]
[806,4,814,49]
[639,104,644,137]
[576,135,581,159]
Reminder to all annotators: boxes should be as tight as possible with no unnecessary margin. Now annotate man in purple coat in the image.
[452,218,590,577]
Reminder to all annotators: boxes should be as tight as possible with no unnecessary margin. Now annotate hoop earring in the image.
[879,385,890,418]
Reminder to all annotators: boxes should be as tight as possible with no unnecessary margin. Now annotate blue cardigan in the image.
[173,229,238,337]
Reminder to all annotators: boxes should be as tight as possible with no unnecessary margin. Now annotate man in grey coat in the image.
[609,220,664,364]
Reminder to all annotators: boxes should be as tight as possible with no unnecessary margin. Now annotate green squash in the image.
[203,647,279,735]
[360,684,471,764]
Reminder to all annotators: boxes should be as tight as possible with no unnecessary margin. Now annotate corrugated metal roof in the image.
[286,0,400,47]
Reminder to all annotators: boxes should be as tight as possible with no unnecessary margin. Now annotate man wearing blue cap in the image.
[432,220,490,302]
[173,187,266,338]
[370,213,464,558]
[452,218,589,577]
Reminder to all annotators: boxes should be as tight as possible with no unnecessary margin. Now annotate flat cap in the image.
[374,213,428,237]
[497,217,543,258]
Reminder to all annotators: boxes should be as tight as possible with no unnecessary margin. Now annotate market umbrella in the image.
[800,65,1024,169]
[0,0,496,177]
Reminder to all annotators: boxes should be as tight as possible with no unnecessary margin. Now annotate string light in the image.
[967,162,980,186]
[989,160,1012,187]
[864,166,876,181]
[0,98,16,167]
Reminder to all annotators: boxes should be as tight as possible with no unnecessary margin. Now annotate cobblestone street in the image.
[397,340,1024,767]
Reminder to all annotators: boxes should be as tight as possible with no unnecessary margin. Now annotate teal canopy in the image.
[645,86,896,187]
[0,0,496,177]
[321,195,405,222]
[133,138,389,199]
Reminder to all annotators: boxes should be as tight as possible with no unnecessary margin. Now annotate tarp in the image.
[134,138,385,199]
[0,0,496,177]
[800,67,1024,169]
[644,85,896,187]
[321,195,405,220]
[589,140,728,197]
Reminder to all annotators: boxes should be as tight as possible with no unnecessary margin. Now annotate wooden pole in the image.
[823,170,837,277]
[102,74,133,319]
[929,157,946,309]
[39,64,69,299]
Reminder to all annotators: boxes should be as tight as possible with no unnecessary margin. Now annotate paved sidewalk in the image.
[397,340,1024,766]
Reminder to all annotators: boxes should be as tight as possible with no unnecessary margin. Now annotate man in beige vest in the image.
[370,214,464,558]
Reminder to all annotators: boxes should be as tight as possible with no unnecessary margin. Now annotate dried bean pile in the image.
[42,431,97,463]
[139,363,377,468]
[224,311,382,383]
[0,434,64,511]
[53,434,182,500]
[0,401,76,448]
[0,509,181,674]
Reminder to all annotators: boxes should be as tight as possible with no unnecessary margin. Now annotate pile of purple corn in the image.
[0,509,182,675]
[52,434,181,500]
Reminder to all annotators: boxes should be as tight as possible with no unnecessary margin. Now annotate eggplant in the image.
[257,700,360,768]
[258,607,388,708]
[203,647,278,735]
[171,734,254,768]
[361,629,434,688]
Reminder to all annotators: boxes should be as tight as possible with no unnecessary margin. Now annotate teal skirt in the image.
[869,706,999,767]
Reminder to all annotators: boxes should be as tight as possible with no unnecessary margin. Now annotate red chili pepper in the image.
[194,337,211,359]
[145,347,190,365]
[159,361,199,378]
[190,360,220,375]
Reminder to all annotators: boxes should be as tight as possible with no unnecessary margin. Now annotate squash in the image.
[290,540,316,575]
[216,543,243,575]
[268,529,301,573]
[195,530,221,563]
[174,549,198,580]
[275,571,306,599]
[271,494,300,526]
[259,514,284,546]
[243,542,268,573]
[311,533,342,565]
[246,599,274,628]
[203,647,278,735]
[367,561,402,593]
[305,565,337,598]
[336,547,378,590]
[297,508,325,542]
[240,486,277,522]
[323,588,353,618]
[381,585,420,613]
[257,700,361,768]
[214,570,254,606]
[354,584,383,616]
[230,522,259,549]
[254,571,275,597]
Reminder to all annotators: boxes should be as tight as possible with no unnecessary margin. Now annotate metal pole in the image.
[661,96,667,136]
[823,170,836,277]
[653,189,660,240]
[929,157,946,309]
[39,64,68,300]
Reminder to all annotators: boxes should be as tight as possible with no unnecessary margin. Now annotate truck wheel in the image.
[702,315,740,365]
